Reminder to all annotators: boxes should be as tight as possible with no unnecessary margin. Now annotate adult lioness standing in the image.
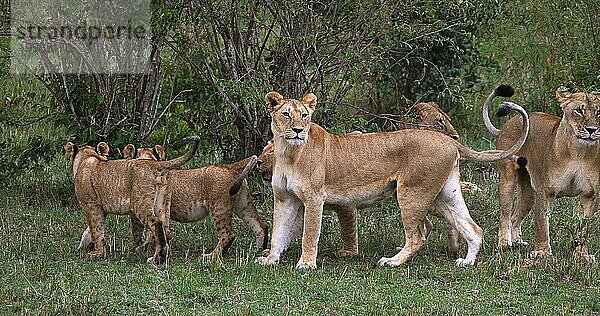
[484,86,600,261]
[257,87,529,269]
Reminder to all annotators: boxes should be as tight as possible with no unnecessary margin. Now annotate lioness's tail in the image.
[229,156,258,196]
[459,101,529,167]
[482,84,514,137]
[159,136,201,169]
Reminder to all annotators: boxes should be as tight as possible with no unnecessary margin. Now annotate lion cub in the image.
[67,136,200,263]
[484,86,600,261]
[79,144,269,260]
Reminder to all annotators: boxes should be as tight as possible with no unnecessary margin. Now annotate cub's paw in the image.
[455,258,476,267]
[572,246,596,263]
[336,249,358,258]
[530,249,552,258]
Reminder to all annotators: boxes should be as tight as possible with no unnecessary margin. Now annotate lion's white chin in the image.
[576,138,598,147]
[286,138,307,146]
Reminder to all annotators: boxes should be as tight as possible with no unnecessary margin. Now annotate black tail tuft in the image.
[494,85,514,98]
[516,157,527,168]
[496,105,512,117]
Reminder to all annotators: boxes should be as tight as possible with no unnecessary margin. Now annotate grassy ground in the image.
[2,160,600,315]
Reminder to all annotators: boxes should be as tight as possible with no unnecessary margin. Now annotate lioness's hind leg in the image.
[377,186,433,267]
[434,170,483,267]
[333,206,359,258]
[510,170,534,246]
[498,160,517,247]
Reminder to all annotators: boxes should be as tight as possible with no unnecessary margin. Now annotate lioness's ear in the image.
[556,86,572,105]
[123,144,136,159]
[153,145,166,160]
[265,92,284,113]
[96,142,110,157]
[301,93,317,112]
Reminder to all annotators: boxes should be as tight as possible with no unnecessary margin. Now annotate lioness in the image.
[484,86,600,260]
[257,102,479,258]
[66,136,200,263]
[80,144,269,260]
[256,87,529,269]
[397,102,460,140]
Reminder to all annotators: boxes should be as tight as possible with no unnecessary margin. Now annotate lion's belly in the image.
[325,181,396,209]
[171,201,209,223]
[103,197,131,215]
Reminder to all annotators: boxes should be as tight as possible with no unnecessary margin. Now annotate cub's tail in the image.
[159,136,201,169]
[229,156,258,196]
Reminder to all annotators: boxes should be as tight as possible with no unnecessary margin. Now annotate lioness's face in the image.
[558,89,600,146]
[415,102,460,140]
[266,92,316,146]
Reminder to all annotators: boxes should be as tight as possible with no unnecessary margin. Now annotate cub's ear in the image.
[301,93,317,113]
[556,86,572,105]
[123,144,136,159]
[265,92,284,113]
[153,145,166,160]
[96,142,110,157]
[413,103,429,118]
[64,142,78,156]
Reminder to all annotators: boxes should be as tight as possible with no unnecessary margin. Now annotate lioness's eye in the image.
[437,118,444,126]
[301,113,308,119]
[282,112,291,118]
[574,109,584,117]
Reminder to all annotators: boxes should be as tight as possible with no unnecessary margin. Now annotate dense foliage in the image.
[1,0,599,182]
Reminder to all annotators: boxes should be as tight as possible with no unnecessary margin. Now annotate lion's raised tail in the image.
[159,136,201,169]
[459,101,529,167]
[229,156,258,196]
[483,84,515,137]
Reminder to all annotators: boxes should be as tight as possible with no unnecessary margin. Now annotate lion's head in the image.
[412,102,459,140]
[265,92,316,146]
[123,144,166,160]
[557,88,600,146]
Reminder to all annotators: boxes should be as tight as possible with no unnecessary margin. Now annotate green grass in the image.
[2,168,600,315]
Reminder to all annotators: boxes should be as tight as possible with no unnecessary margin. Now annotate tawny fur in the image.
[257,103,480,258]
[485,88,600,261]
[256,89,529,269]
[80,145,268,260]
[67,137,200,264]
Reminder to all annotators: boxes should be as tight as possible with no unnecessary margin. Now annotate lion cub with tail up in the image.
[79,144,269,260]
[256,86,529,269]
[66,136,201,264]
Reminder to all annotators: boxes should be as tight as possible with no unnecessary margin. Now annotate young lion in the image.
[80,144,269,260]
[484,86,600,261]
[397,102,460,140]
[256,87,529,269]
[66,136,200,263]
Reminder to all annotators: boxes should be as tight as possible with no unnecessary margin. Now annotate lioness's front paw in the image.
[256,255,279,266]
[455,258,476,267]
[295,260,317,269]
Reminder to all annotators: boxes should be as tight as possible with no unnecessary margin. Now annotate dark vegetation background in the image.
[1,0,599,201]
